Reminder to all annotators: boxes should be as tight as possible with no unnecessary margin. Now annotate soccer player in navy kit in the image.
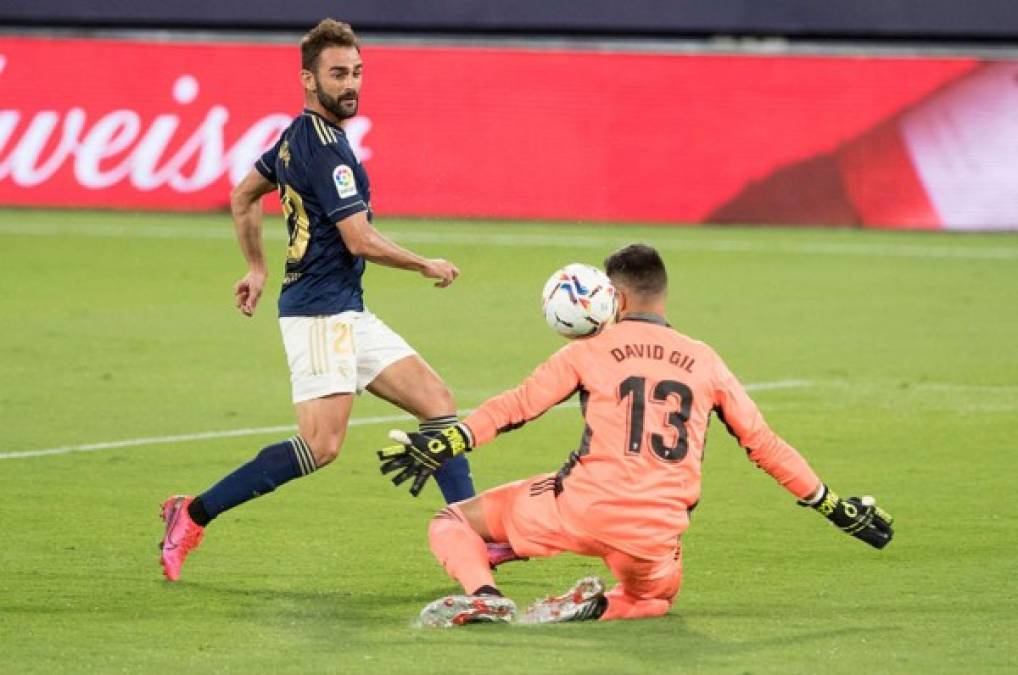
[158,19,478,580]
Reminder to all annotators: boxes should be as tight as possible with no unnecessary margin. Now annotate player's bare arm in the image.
[230,168,276,316]
[336,211,459,287]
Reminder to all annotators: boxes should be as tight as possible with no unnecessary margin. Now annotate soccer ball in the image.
[541,264,617,338]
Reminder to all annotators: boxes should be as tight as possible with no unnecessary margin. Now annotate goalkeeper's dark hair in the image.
[301,19,360,72]
[604,244,668,296]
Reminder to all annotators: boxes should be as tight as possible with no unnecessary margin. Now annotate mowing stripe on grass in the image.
[2,221,1016,260]
[0,379,811,460]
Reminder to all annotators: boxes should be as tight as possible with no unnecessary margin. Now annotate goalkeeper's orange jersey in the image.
[463,314,821,559]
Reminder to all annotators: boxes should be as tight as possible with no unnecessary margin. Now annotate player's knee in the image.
[430,505,464,531]
[305,433,344,467]
[428,506,465,555]
[428,512,444,540]
[429,384,455,416]
[412,373,455,416]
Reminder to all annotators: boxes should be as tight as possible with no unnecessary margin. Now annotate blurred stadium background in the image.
[3,0,1018,230]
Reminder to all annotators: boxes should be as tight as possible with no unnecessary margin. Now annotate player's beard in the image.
[316,82,358,120]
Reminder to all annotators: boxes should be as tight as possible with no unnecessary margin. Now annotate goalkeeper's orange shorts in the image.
[478,473,682,605]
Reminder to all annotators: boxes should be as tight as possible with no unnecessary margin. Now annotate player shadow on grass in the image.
[155,579,889,669]
[368,610,880,672]
[578,621,888,669]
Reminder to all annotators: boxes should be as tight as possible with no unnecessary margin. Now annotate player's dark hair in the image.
[604,244,668,296]
[301,19,360,72]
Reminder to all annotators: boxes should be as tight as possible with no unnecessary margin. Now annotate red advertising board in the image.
[2,36,1013,229]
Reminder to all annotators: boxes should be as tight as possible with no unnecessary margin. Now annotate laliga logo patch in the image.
[333,165,357,199]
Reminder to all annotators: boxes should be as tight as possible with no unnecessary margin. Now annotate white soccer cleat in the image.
[419,595,517,628]
[519,576,607,624]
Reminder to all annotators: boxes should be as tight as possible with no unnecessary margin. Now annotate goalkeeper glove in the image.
[377,424,473,497]
[801,485,894,549]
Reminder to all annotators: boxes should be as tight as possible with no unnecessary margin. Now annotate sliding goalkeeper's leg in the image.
[420,477,561,627]
[429,504,498,594]
[420,504,516,627]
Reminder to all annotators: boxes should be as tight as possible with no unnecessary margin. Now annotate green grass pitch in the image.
[0,208,1016,673]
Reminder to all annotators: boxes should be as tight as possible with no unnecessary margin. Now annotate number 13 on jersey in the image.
[619,376,694,462]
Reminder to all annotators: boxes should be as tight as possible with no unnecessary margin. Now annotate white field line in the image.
[0,414,403,461]
[0,380,811,461]
[2,221,1017,261]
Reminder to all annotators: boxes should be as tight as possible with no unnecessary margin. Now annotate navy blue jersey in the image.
[255,110,372,317]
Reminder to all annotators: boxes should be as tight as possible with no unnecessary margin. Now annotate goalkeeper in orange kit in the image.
[378,244,894,627]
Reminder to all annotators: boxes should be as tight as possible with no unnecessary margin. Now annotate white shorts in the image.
[279,310,417,403]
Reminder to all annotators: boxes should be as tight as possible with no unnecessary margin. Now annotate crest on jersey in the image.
[333,165,357,199]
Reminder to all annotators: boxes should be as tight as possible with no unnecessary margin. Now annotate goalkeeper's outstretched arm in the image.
[712,355,894,549]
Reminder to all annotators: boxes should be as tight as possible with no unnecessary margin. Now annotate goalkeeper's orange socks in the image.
[429,505,497,595]
[600,588,670,621]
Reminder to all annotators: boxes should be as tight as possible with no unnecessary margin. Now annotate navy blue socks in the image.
[189,436,317,525]
[187,415,473,527]
[423,415,476,503]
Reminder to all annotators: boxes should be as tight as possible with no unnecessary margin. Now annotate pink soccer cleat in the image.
[158,495,205,581]
[486,542,528,570]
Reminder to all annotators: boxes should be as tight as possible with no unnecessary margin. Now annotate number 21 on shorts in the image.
[331,320,353,355]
